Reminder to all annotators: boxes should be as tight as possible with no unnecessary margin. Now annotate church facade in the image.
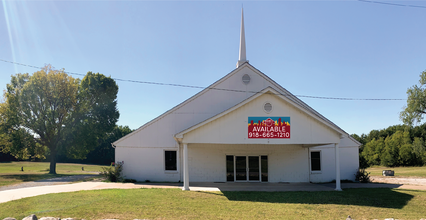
[113,10,360,191]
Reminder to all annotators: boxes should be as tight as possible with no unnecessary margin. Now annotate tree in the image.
[84,125,132,165]
[351,133,368,168]
[0,65,119,174]
[362,137,385,166]
[412,137,426,165]
[401,70,426,126]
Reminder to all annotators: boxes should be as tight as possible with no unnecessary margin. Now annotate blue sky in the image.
[1,0,426,136]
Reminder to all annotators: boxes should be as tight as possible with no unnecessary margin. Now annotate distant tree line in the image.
[352,124,426,168]
[352,70,426,168]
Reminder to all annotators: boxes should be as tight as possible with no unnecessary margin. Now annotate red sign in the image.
[248,117,290,139]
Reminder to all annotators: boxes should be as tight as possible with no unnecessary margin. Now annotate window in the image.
[263,102,272,113]
[226,155,234,181]
[261,155,268,182]
[165,151,177,171]
[311,151,321,171]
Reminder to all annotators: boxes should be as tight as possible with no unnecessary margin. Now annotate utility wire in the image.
[0,58,406,101]
[358,0,426,9]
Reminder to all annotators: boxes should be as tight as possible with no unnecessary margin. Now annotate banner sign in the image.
[248,117,290,139]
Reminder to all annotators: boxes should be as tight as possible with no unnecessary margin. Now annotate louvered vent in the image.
[264,103,272,113]
[242,74,251,85]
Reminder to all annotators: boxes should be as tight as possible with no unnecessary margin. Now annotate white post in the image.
[183,143,190,191]
[335,143,342,191]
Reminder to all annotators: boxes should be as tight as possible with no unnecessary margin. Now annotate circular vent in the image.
[264,102,272,113]
[242,74,251,85]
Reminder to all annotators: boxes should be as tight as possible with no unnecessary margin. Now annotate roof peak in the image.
[237,7,248,68]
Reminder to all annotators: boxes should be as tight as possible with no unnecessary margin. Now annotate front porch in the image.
[179,143,343,191]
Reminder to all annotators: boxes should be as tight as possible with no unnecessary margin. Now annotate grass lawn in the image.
[1,188,426,219]
[366,166,426,178]
[0,161,106,187]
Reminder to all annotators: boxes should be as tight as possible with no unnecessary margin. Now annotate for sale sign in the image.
[248,117,290,139]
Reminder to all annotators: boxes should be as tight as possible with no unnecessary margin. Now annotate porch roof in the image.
[174,87,351,145]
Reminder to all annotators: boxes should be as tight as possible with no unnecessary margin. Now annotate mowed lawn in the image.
[0,162,106,187]
[366,166,426,178]
[1,188,426,220]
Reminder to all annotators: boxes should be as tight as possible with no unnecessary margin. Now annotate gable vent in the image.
[264,102,272,113]
[242,74,251,85]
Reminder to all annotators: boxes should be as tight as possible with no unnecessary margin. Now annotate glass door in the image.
[227,155,268,182]
[235,156,247,181]
[248,156,260,181]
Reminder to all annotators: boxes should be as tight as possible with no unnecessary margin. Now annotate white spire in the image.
[237,7,248,68]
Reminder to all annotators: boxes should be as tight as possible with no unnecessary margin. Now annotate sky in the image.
[1,0,426,136]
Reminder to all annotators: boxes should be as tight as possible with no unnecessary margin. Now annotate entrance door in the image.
[228,155,267,182]
[248,156,260,181]
[235,156,247,181]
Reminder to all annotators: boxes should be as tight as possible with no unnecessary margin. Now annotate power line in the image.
[0,58,406,101]
[358,0,426,9]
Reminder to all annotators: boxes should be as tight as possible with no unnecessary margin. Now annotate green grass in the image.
[366,166,426,178]
[1,188,425,219]
[0,162,106,187]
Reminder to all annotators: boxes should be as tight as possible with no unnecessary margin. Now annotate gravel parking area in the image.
[371,176,426,186]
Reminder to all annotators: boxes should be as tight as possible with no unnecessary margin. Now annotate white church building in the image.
[113,10,360,191]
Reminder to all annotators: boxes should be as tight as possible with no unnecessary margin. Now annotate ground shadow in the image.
[220,188,414,209]
[0,174,81,182]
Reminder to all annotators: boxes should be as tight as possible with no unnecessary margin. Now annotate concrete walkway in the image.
[1,181,426,204]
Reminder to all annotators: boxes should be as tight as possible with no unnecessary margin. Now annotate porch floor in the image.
[188,182,335,192]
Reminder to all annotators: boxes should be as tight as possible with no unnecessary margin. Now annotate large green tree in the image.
[0,65,119,174]
[401,70,426,125]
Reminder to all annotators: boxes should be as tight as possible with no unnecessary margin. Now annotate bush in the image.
[123,178,137,183]
[101,162,123,182]
[355,169,371,183]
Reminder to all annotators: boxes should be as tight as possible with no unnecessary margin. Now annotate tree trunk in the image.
[49,149,57,174]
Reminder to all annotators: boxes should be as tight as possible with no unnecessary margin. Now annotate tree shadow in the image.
[220,188,414,209]
[0,174,78,183]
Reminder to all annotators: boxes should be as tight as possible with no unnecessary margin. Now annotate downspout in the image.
[111,143,116,148]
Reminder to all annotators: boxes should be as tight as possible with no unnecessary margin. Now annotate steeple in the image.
[237,8,248,68]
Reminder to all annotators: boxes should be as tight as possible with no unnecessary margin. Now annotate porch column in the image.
[183,143,190,191]
[335,143,342,191]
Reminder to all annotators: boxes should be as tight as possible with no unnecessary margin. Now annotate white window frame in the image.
[164,149,178,173]
[310,150,322,173]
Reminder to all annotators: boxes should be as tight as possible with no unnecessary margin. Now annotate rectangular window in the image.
[311,151,321,171]
[226,155,234,182]
[165,151,177,171]
[261,155,268,182]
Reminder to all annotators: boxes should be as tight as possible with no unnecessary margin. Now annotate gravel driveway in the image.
[371,176,426,186]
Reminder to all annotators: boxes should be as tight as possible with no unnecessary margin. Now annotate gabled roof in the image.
[114,62,361,146]
[174,86,346,141]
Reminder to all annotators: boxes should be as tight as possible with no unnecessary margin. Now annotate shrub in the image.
[355,169,371,183]
[123,178,137,183]
[101,162,123,182]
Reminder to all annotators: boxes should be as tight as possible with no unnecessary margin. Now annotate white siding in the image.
[309,145,359,183]
[115,147,180,182]
[182,93,341,145]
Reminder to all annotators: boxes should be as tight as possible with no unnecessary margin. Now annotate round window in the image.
[242,74,251,85]
[264,102,272,113]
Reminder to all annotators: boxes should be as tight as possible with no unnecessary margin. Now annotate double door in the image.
[226,155,268,182]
